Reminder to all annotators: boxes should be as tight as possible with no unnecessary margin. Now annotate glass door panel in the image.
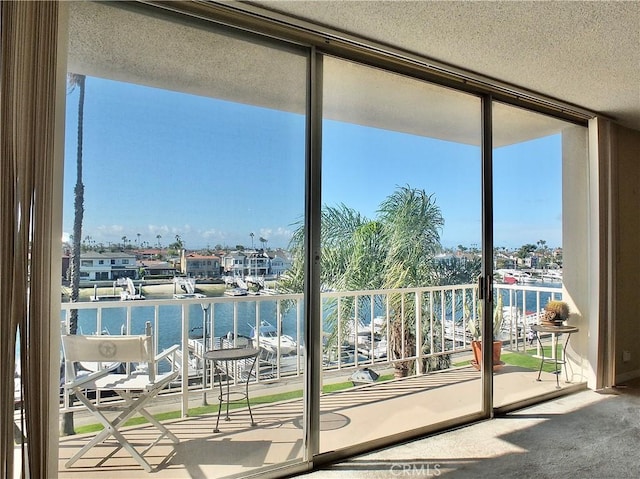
[60,2,307,478]
[492,101,588,407]
[319,56,483,453]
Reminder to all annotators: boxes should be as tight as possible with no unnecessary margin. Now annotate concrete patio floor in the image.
[57,366,582,478]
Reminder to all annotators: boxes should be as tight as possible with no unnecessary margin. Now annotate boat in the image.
[173,293,207,299]
[118,278,145,300]
[542,270,563,282]
[89,293,121,302]
[224,278,251,296]
[338,318,388,359]
[166,334,256,381]
[245,275,266,288]
[173,277,206,299]
[224,288,248,297]
[256,344,303,378]
[249,320,297,355]
[495,269,533,284]
[358,338,388,359]
[163,341,205,380]
[323,346,370,367]
[516,271,536,283]
[346,318,381,340]
[90,278,144,301]
[444,320,474,345]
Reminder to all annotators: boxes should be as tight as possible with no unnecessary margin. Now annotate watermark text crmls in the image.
[390,463,442,476]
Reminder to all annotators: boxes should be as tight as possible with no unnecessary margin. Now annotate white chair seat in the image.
[89,371,174,391]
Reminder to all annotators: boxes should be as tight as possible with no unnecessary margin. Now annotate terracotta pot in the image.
[394,367,409,379]
[470,340,504,371]
[394,362,410,378]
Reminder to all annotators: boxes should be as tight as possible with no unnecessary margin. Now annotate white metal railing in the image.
[59,282,562,416]
[497,283,563,354]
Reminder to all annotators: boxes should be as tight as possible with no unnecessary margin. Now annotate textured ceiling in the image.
[251,0,640,132]
[67,1,591,148]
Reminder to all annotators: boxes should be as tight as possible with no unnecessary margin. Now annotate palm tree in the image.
[250,232,255,249]
[168,234,184,254]
[279,185,446,373]
[156,234,162,248]
[137,232,141,247]
[377,187,445,373]
[63,72,86,436]
[259,236,267,250]
[67,73,86,336]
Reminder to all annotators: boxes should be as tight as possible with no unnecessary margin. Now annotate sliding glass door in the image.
[491,101,588,408]
[60,2,307,477]
[319,56,485,453]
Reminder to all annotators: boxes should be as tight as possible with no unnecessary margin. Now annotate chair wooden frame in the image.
[62,321,180,472]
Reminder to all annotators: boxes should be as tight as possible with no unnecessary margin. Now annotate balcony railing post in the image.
[440,291,445,360]
[429,290,434,357]
[415,290,422,374]
[181,303,190,417]
[296,299,302,378]
[400,293,406,361]
[354,297,359,368]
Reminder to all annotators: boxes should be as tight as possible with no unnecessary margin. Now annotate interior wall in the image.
[614,123,640,384]
[562,125,593,386]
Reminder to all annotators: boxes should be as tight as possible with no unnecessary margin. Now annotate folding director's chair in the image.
[62,321,180,472]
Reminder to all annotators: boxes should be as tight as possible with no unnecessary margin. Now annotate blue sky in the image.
[63,77,562,250]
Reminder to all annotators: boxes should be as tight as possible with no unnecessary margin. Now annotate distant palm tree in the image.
[537,239,547,251]
[259,236,267,250]
[250,232,255,249]
[137,232,141,247]
[156,234,162,248]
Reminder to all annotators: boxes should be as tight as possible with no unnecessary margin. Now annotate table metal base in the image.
[203,347,260,432]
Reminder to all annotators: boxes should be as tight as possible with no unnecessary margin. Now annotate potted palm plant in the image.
[467,295,505,371]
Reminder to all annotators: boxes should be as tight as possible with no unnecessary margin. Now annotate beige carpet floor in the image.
[298,385,640,478]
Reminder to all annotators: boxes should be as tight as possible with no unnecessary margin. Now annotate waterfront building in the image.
[246,250,270,277]
[180,251,221,279]
[221,251,247,278]
[270,254,292,278]
[221,250,291,279]
[139,260,177,279]
[76,251,138,281]
[135,248,164,260]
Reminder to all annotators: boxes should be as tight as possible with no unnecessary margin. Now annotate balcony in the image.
[53,283,584,478]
